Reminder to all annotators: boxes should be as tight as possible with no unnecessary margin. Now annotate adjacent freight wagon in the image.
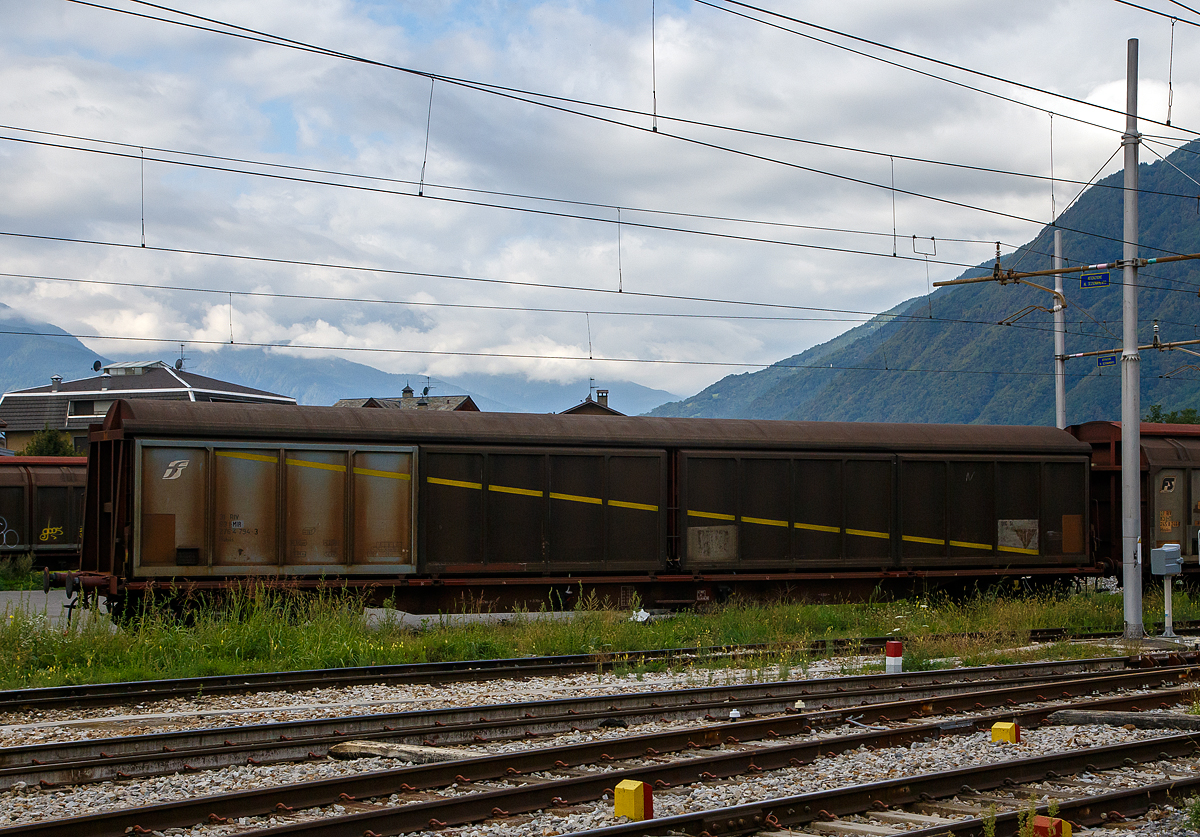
[0,456,87,568]
[1069,420,1200,573]
[67,400,1095,612]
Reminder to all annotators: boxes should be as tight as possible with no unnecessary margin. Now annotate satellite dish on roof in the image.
[174,358,183,370]
[422,387,429,396]
[92,360,102,372]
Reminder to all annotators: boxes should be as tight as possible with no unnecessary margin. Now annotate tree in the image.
[18,424,77,456]
[1145,404,1200,424]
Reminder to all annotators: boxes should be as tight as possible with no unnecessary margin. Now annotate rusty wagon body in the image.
[68,400,1095,611]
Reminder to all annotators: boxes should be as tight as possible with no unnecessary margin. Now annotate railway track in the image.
[0,656,1163,790]
[0,626,1191,713]
[4,658,1196,836]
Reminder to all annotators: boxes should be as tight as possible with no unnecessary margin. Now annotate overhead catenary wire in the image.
[0,123,1186,261]
[0,268,1126,340]
[708,0,1200,137]
[0,121,1063,247]
[102,0,1187,140]
[54,0,1200,257]
[0,131,1015,265]
[9,123,1200,240]
[0,325,1129,379]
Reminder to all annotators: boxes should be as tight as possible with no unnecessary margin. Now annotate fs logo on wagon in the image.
[162,460,190,480]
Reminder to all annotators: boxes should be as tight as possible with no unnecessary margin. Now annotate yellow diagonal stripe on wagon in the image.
[741,515,789,528]
[353,467,411,480]
[794,522,840,533]
[609,499,658,512]
[216,451,276,463]
[489,484,544,498]
[949,539,992,551]
[689,510,736,521]
[998,545,1039,555]
[845,528,890,540]
[428,476,482,490]
[286,458,346,472]
[550,492,603,505]
[902,535,946,545]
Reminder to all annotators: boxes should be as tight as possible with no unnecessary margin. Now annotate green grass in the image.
[0,584,1188,690]
[0,554,39,591]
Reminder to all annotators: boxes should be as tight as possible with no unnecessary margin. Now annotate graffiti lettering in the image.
[0,517,18,548]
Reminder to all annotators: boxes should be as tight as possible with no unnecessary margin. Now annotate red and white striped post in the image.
[885,640,903,674]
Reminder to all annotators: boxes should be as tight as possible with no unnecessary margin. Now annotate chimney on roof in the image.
[101,372,111,392]
[597,389,609,408]
[402,384,414,399]
[50,375,62,392]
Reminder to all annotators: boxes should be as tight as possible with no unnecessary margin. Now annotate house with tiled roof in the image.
[561,389,624,416]
[0,360,296,453]
[334,385,479,412]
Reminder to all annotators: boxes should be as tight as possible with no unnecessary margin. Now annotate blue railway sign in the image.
[1097,354,1117,367]
[1081,271,1110,288]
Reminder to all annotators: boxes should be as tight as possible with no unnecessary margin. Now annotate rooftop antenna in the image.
[176,343,188,372]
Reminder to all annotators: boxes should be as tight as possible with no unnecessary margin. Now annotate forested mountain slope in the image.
[650,141,1200,424]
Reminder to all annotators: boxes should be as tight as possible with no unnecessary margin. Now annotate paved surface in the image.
[0,588,86,627]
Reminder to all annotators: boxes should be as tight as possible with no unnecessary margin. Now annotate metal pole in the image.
[1164,575,1176,638]
[1121,38,1143,639]
[1053,229,1066,429]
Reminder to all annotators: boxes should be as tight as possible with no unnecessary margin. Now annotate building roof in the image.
[0,362,296,432]
[333,395,480,412]
[561,399,624,416]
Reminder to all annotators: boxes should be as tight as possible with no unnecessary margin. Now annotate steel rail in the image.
[0,659,1150,789]
[5,667,1195,837]
[137,688,1200,837]
[0,629,1186,712]
[557,731,1200,837]
[899,773,1200,835]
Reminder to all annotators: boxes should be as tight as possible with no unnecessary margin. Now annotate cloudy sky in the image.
[0,0,1197,397]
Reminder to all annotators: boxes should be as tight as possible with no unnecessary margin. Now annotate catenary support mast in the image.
[1122,38,1143,639]
[1054,229,1066,429]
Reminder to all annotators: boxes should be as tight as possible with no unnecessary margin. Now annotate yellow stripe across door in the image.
[216,451,276,463]
[950,539,992,551]
[489,484,543,498]
[425,477,657,512]
[609,499,658,511]
[845,527,890,540]
[353,467,411,480]
[794,522,840,533]
[688,510,736,521]
[550,491,603,505]
[285,457,346,473]
[428,476,483,490]
[741,515,789,528]
[999,545,1039,555]
[902,535,945,545]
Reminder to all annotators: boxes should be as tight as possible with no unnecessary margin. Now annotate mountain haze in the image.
[0,307,677,415]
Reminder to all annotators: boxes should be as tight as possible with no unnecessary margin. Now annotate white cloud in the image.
[0,0,1191,396]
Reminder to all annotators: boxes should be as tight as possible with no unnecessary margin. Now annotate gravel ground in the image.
[2,706,1192,834]
[0,655,899,747]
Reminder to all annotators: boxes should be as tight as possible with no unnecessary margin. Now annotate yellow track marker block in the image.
[614,779,653,821]
[991,721,1020,744]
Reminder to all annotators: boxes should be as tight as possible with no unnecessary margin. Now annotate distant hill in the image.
[0,307,677,414]
[651,139,1200,425]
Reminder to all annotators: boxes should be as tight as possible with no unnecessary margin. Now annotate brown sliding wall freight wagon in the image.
[68,400,1095,612]
[0,456,86,568]
[1069,420,1200,577]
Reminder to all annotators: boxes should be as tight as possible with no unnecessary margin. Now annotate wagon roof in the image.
[99,400,1090,455]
